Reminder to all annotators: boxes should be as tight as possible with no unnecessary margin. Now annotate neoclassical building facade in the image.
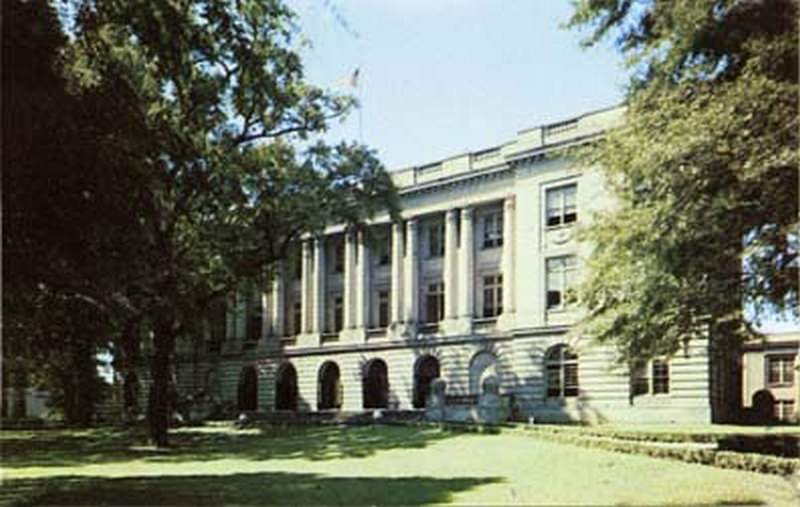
[160,105,730,424]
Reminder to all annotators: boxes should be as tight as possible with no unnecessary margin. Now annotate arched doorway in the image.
[317,361,342,410]
[362,359,389,409]
[413,355,440,409]
[238,366,258,411]
[275,362,298,411]
[469,351,498,395]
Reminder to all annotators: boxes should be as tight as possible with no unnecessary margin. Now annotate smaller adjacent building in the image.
[741,332,799,423]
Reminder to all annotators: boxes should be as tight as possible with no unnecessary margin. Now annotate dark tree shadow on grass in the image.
[1,471,502,506]
[0,425,461,468]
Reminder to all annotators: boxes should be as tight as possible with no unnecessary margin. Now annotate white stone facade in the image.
[164,105,723,424]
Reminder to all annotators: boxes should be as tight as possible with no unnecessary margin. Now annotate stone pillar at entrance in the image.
[390,222,405,326]
[403,219,419,333]
[498,195,516,329]
[311,237,325,336]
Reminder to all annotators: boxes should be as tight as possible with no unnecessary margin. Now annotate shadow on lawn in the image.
[0,424,460,468]
[1,471,501,506]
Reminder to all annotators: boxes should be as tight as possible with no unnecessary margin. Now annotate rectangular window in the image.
[546,255,578,310]
[546,364,561,398]
[333,295,344,332]
[377,234,391,266]
[229,291,248,341]
[209,298,226,352]
[631,363,649,397]
[482,274,503,318]
[425,282,445,323]
[767,355,795,386]
[428,222,445,258]
[248,291,263,341]
[482,211,503,249]
[631,359,670,396]
[292,300,302,336]
[775,400,796,422]
[652,359,670,394]
[333,241,344,273]
[546,183,578,227]
[378,290,390,328]
[563,363,579,397]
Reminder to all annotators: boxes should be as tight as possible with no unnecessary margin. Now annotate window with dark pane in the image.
[425,282,445,323]
[482,274,503,318]
[482,210,503,249]
[651,359,670,394]
[546,183,578,227]
[378,290,390,328]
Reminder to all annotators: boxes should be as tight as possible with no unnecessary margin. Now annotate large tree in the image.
[60,0,397,445]
[567,0,798,362]
[3,0,144,424]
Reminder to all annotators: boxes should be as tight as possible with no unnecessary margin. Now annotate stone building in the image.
[741,332,799,423]
[145,105,738,424]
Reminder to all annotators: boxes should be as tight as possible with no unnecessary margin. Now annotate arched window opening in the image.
[275,362,298,411]
[318,361,342,410]
[363,359,389,409]
[413,355,441,409]
[469,351,498,395]
[545,344,579,399]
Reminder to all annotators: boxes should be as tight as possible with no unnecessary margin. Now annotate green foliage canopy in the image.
[9,0,398,442]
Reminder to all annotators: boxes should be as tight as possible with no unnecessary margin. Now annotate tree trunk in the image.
[74,336,97,426]
[148,312,177,447]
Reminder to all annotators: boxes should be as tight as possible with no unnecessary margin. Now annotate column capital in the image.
[446,208,458,222]
[504,194,516,209]
[461,206,474,220]
[406,217,418,230]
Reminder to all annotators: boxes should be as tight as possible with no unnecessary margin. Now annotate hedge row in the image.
[521,424,718,444]
[518,427,799,476]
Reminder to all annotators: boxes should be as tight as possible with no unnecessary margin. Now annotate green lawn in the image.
[1,423,798,506]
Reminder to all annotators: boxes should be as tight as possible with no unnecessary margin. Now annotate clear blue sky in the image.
[288,0,626,169]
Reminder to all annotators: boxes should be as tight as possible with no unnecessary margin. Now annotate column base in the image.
[296,332,321,348]
[497,312,516,331]
[389,321,417,340]
[440,317,472,336]
[339,328,366,344]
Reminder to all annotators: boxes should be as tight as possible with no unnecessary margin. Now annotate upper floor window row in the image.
[483,211,503,249]
[428,222,445,259]
[767,354,795,387]
[546,183,577,227]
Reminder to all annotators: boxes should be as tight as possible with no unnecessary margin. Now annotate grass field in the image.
[1,423,798,506]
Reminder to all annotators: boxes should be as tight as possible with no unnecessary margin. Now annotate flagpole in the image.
[358,77,363,143]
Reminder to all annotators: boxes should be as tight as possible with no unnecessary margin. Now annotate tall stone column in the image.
[300,240,312,333]
[390,222,404,325]
[458,206,475,320]
[311,237,326,335]
[443,209,459,321]
[355,230,370,330]
[499,195,516,328]
[404,219,419,325]
[343,231,356,329]
[270,261,284,337]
